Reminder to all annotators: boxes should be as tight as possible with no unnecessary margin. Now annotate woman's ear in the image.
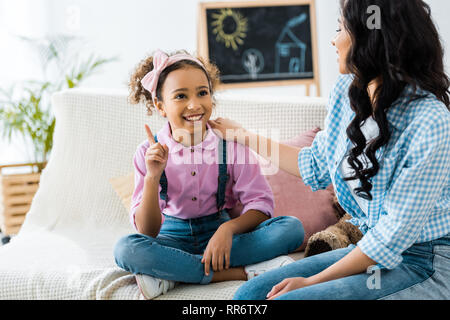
[153,97,166,117]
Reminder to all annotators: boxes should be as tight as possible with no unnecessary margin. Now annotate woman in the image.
[209,0,450,300]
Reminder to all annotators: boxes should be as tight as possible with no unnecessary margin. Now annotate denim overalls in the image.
[114,138,304,284]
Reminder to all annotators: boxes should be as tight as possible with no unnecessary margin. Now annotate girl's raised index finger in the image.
[145,124,156,145]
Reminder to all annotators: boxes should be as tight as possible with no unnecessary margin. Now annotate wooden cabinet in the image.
[0,163,44,236]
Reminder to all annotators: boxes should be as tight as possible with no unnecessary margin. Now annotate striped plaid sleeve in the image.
[298,129,332,191]
[358,111,450,269]
[297,75,352,191]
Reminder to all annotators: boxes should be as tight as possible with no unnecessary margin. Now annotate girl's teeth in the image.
[185,115,203,121]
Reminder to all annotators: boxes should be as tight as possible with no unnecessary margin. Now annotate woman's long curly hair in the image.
[340,0,450,201]
[128,50,220,116]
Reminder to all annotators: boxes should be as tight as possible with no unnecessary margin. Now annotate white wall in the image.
[0,0,51,169]
[428,0,450,70]
[43,0,450,96]
[1,0,449,167]
[45,0,342,96]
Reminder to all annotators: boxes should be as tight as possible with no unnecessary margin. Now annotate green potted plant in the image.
[0,34,117,236]
[0,34,117,170]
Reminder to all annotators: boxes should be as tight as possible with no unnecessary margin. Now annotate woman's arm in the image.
[267,246,376,299]
[245,131,303,178]
[308,246,376,284]
[209,119,302,178]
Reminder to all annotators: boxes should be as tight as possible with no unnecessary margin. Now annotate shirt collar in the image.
[156,122,219,153]
[344,77,428,132]
[385,84,429,132]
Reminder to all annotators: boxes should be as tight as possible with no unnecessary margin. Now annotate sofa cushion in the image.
[109,172,134,212]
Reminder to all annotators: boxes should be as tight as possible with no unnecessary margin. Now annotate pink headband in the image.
[141,49,206,98]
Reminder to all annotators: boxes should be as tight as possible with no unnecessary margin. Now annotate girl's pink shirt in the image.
[130,122,274,230]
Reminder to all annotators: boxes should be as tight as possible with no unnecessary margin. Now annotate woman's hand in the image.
[208,118,247,143]
[266,277,313,300]
[201,224,234,276]
[144,124,169,179]
[266,246,378,299]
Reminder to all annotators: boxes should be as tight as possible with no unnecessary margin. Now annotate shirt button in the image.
[191,171,196,176]
[192,197,197,201]
[191,148,195,153]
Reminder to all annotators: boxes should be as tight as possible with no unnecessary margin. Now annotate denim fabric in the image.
[233,234,450,300]
[114,210,304,284]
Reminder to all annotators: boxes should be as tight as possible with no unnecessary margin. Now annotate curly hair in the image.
[340,0,450,201]
[128,50,220,116]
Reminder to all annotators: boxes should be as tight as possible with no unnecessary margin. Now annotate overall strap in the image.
[154,135,168,201]
[154,134,228,209]
[217,139,229,211]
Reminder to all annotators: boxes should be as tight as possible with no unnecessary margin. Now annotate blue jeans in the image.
[114,210,304,284]
[234,234,450,300]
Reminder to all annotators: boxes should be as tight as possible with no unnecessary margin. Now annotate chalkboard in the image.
[197,0,320,95]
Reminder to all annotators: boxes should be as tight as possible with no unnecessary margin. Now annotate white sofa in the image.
[0,88,328,299]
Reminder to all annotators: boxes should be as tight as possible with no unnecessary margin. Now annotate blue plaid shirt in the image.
[298,75,450,269]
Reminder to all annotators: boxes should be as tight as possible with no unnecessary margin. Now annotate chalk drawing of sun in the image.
[211,9,248,51]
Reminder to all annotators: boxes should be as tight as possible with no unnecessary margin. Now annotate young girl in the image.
[210,0,450,300]
[113,49,304,299]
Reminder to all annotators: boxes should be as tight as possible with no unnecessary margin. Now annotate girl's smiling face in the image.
[154,65,213,146]
[332,17,352,74]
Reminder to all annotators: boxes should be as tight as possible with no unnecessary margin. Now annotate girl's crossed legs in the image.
[114,210,304,284]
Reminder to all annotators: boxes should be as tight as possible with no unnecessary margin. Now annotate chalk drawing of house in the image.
[275,13,308,74]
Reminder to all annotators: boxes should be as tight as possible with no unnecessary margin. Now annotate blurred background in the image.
[0,0,449,168]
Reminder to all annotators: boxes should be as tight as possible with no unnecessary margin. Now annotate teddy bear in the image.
[304,192,363,257]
